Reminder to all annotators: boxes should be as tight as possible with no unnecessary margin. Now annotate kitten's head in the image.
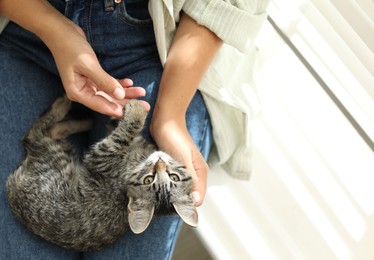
[126,151,197,234]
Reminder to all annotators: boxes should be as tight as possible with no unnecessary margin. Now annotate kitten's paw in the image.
[51,95,72,120]
[123,100,147,123]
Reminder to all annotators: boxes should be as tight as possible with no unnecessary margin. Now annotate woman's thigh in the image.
[0,36,81,259]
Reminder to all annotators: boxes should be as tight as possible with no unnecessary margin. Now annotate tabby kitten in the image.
[6,96,197,251]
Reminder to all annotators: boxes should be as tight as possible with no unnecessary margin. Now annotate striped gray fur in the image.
[6,96,197,251]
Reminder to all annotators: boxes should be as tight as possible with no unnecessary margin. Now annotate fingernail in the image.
[192,191,200,204]
[113,87,125,99]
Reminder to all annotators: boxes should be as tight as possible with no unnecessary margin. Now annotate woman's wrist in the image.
[150,106,186,140]
[38,16,76,48]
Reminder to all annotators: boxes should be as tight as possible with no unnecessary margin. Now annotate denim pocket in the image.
[116,0,152,27]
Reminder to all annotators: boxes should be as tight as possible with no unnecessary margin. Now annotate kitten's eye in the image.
[169,174,180,182]
[143,176,154,185]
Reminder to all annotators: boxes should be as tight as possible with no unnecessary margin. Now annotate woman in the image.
[0,0,269,259]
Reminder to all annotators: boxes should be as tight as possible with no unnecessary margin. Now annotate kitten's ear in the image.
[128,197,155,234]
[173,202,198,227]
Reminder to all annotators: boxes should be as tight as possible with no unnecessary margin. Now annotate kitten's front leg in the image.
[84,100,147,176]
[110,100,148,147]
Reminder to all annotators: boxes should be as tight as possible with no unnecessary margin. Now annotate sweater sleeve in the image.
[0,16,9,33]
[182,0,269,53]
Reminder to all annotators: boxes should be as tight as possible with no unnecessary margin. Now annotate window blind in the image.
[267,0,374,148]
[196,1,374,259]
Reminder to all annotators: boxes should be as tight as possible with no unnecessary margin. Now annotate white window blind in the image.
[195,1,374,259]
[267,0,374,147]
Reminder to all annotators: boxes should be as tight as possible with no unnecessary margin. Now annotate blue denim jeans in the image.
[0,0,212,259]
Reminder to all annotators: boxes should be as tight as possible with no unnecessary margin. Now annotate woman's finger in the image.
[70,85,124,118]
[81,59,126,100]
[191,153,209,206]
[118,78,134,87]
[121,86,146,99]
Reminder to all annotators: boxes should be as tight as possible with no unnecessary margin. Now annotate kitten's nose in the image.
[155,158,166,171]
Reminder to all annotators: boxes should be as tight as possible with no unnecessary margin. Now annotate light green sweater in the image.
[150,0,269,179]
[0,16,7,31]
[0,0,270,179]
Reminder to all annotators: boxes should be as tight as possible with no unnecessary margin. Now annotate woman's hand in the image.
[45,22,150,118]
[0,0,149,117]
[151,118,208,206]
